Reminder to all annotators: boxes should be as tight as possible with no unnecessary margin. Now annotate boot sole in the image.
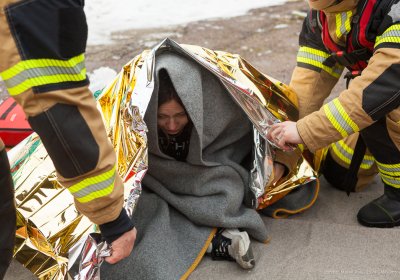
[357,216,400,228]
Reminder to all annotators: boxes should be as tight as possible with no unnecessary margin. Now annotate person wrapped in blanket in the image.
[156,69,286,269]
[101,51,305,279]
[268,0,400,228]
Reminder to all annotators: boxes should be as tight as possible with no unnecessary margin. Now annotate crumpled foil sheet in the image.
[8,38,316,279]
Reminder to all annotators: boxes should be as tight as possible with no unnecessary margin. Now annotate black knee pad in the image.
[322,152,353,192]
[28,103,99,178]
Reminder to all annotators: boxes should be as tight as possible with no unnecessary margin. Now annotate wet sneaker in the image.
[208,228,255,269]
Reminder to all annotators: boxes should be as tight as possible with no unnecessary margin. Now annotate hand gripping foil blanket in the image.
[8,38,318,279]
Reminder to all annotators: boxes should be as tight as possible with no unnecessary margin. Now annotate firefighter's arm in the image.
[70,170,137,264]
[291,10,343,118]
[297,25,400,152]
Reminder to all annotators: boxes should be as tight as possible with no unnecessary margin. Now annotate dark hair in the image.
[158,69,185,108]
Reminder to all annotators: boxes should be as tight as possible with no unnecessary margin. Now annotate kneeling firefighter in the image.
[268,0,400,228]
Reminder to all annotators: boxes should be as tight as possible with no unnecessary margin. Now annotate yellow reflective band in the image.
[376,161,400,177]
[75,183,115,203]
[374,24,400,48]
[330,140,374,170]
[323,99,359,137]
[297,57,343,78]
[332,99,359,132]
[6,70,86,96]
[331,142,351,166]
[297,47,343,78]
[324,104,346,137]
[381,174,400,188]
[335,11,352,40]
[1,54,85,79]
[298,46,330,59]
[0,54,87,96]
[69,165,116,203]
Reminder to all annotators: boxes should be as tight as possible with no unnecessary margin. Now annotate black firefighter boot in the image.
[0,148,16,279]
[357,184,400,228]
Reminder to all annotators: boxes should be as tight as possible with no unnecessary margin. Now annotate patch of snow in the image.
[88,67,118,93]
[85,0,286,45]
[274,24,288,29]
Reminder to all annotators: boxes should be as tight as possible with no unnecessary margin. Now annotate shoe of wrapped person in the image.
[208,228,255,269]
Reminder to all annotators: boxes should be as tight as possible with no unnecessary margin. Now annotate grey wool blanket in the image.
[101,51,268,279]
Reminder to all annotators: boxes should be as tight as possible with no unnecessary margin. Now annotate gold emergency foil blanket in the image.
[96,51,149,184]
[8,38,317,279]
[9,134,94,280]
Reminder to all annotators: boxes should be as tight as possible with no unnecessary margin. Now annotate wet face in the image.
[157,99,189,135]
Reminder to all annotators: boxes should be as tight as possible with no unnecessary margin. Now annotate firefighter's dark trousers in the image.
[0,140,16,279]
[0,0,125,277]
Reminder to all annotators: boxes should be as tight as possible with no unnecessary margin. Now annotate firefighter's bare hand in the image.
[105,227,137,264]
[267,121,304,151]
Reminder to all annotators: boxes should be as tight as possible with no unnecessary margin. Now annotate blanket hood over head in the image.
[101,48,269,280]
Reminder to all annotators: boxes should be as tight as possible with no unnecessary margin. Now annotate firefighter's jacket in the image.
[292,0,400,153]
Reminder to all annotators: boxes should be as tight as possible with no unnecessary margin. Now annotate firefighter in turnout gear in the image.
[0,0,136,277]
[268,0,400,228]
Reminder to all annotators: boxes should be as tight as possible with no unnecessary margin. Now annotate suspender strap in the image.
[343,135,367,195]
[331,48,371,68]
